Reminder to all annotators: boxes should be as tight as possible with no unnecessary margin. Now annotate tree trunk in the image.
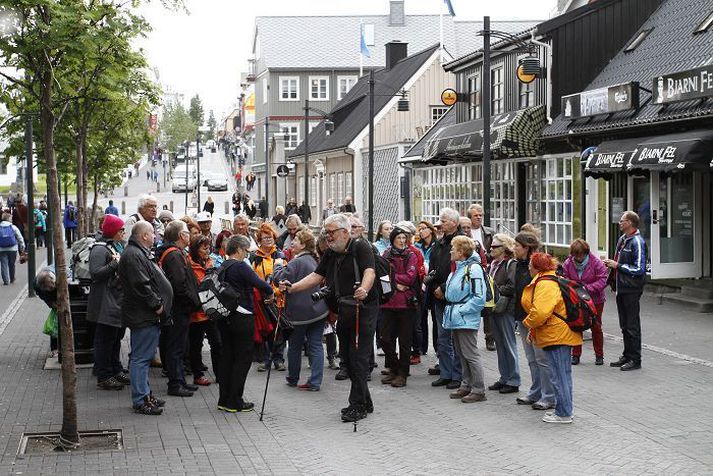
[75,134,85,238]
[41,69,80,447]
[81,137,89,234]
[90,172,99,232]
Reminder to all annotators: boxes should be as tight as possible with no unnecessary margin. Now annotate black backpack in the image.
[353,241,395,305]
[197,261,241,321]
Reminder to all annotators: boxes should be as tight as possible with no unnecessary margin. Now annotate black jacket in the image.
[87,238,123,327]
[428,230,463,296]
[156,242,201,314]
[490,258,516,316]
[222,259,274,313]
[119,238,173,328]
[513,258,532,321]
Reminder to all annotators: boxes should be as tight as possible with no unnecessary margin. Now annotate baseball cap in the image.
[195,211,212,223]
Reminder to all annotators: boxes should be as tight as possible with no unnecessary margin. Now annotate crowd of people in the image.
[35,190,646,425]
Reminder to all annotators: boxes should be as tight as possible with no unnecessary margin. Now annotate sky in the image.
[137,0,557,124]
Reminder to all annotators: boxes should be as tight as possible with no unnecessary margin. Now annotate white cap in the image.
[195,211,212,222]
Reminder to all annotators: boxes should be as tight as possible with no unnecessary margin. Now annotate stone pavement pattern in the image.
[0,284,712,475]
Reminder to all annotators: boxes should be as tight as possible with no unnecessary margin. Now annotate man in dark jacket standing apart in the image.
[603,211,646,371]
[88,214,128,390]
[119,221,173,415]
[157,220,202,397]
[428,207,463,390]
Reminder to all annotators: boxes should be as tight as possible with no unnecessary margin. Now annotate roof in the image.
[444,26,539,72]
[543,0,713,138]
[402,106,456,159]
[288,45,440,158]
[536,0,623,34]
[253,15,539,71]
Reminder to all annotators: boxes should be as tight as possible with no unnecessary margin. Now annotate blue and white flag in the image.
[360,23,371,58]
[444,0,456,16]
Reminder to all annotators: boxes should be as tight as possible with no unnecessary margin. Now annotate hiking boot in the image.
[114,372,131,385]
[390,376,406,387]
[149,393,165,407]
[431,378,451,387]
[595,355,604,366]
[335,368,349,381]
[571,355,580,365]
[341,405,367,423]
[97,377,124,390]
[461,392,487,403]
[532,400,555,410]
[449,388,470,399]
[409,355,421,365]
[516,397,534,405]
[620,361,641,371]
[610,356,629,367]
[167,387,193,397]
[134,397,163,415]
[256,363,267,372]
[446,380,461,390]
[381,372,396,385]
[542,413,573,424]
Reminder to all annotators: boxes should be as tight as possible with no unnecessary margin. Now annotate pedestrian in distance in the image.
[285,197,298,217]
[119,221,173,415]
[195,211,216,252]
[297,200,311,225]
[33,206,46,248]
[603,211,646,371]
[105,199,119,216]
[339,196,356,213]
[562,238,608,365]
[0,212,25,285]
[203,196,215,216]
[232,214,257,251]
[273,229,329,391]
[443,236,488,403]
[271,206,287,234]
[321,198,337,224]
[522,252,582,424]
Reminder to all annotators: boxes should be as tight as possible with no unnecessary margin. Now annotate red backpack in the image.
[534,275,598,332]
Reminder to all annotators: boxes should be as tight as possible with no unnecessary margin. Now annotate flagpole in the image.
[360,20,364,77]
[439,5,444,63]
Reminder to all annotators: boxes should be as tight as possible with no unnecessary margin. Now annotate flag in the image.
[443,0,456,16]
[360,23,371,58]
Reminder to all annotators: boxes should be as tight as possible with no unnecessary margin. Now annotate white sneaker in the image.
[543,413,573,424]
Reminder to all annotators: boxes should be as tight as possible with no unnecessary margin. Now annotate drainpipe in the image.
[530,31,553,124]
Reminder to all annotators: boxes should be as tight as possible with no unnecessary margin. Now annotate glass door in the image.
[629,175,652,273]
[650,172,701,279]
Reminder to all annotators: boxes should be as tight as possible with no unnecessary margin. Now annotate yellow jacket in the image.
[521,271,583,348]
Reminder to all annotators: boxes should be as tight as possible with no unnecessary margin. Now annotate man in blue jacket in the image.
[603,211,646,371]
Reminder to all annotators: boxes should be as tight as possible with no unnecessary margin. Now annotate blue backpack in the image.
[0,225,17,248]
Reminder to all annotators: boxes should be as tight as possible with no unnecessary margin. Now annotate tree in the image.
[188,94,203,126]
[160,103,196,152]
[207,109,216,139]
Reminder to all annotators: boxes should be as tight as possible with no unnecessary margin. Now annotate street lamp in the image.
[196,125,209,208]
[264,119,290,219]
[303,99,333,225]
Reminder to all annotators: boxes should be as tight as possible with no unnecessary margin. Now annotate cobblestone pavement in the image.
[0,284,712,475]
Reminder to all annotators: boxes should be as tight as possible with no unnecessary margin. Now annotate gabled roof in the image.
[543,0,713,138]
[288,45,440,158]
[253,15,539,71]
[402,106,455,159]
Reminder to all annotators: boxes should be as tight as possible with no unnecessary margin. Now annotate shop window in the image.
[417,163,482,223]
[467,74,481,120]
[540,157,573,247]
[490,161,517,235]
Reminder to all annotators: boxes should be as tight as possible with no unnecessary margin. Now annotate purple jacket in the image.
[562,252,608,304]
[381,247,418,310]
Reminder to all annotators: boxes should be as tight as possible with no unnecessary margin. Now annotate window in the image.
[491,67,504,115]
[431,106,449,125]
[309,76,329,101]
[417,163,483,223]
[279,76,299,101]
[262,78,268,104]
[310,176,317,207]
[490,161,517,235]
[540,157,574,246]
[624,28,653,52]
[337,76,358,100]
[467,74,481,120]
[518,79,535,109]
[329,173,337,203]
[695,12,713,34]
[345,171,353,199]
[337,172,344,204]
[280,123,299,149]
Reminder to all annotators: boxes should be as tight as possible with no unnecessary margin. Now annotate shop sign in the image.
[276,165,289,177]
[562,82,640,118]
[653,66,713,104]
[440,88,458,106]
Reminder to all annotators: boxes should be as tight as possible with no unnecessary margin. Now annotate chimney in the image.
[385,41,408,70]
[389,1,405,26]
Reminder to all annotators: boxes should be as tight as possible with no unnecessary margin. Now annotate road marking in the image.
[0,284,28,337]
[604,332,713,368]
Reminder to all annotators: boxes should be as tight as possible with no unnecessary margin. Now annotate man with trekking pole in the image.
[279,214,377,423]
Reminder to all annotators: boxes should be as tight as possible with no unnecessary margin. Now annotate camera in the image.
[422,270,437,287]
[311,286,333,302]
[407,295,419,307]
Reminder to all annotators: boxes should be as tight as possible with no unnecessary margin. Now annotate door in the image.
[628,175,652,273]
[650,172,701,279]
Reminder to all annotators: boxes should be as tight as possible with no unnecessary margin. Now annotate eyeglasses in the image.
[144,204,158,209]
[351,225,363,229]
[491,244,503,249]
[261,236,274,241]
[325,228,345,237]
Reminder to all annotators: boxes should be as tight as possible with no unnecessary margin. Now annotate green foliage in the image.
[207,109,217,139]
[188,94,204,126]
[160,102,197,152]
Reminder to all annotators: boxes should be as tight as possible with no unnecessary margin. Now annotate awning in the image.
[585,130,713,178]
[422,105,546,164]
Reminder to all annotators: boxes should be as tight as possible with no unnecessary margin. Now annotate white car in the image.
[206,177,229,191]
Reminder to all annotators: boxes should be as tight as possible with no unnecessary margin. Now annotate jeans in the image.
[287,319,325,388]
[129,324,161,407]
[164,309,191,391]
[189,320,222,379]
[0,250,16,285]
[380,308,414,377]
[517,321,555,404]
[452,329,485,394]
[546,345,574,417]
[616,293,642,364]
[337,303,377,408]
[218,314,255,409]
[492,313,521,386]
[262,333,285,367]
[572,302,605,358]
[94,324,125,381]
[432,299,462,381]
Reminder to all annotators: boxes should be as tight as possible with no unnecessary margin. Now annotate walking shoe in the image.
[571,355,580,365]
[115,372,131,385]
[149,393,165,407]
[449,388,471,399]
[298,383,320,391]
[461,392,487,403]
[486,339,496,351]
[542,413,573,424]
[237,401,255,412]
[516,397,534,405]
[390,376,407,388]
[610,356,629,367]
[498,385,519,394]
[488,381,505,391]
[380,369,391,376]
[409,355,421,365]
[446,380,461,390]
[427,365,441,376]
[431,378,451,387]
[217,405,237,413]
[335,368,349,380]
[595,356,604,366]
[134,398,163,416]
[256,363,267,372]
[275,362,287,371]
[167,387,193,397]
[327,358,339,370]
[193,376,211,386]
[183,383,199,391]
[532,401,555,410]
[620,361,641,371]
[381,372,396,385]
[341,405,367,422]
[341,402,374,415]
[97,377,124,390]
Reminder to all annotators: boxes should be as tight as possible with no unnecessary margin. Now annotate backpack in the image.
[349,240,395,305]
[68,207,76,222]
[198,261,241,321]
[0,225,17,248]
[533,275,598,332]
[71,237,105,281]
[462,263,497,313]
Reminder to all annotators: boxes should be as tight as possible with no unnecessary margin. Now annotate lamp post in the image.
[196,125,209,209]
[302,99,334,225]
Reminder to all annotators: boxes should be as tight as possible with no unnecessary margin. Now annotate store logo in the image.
[594,151,626,167]
[614,90,629,103]
[637,146,677,163]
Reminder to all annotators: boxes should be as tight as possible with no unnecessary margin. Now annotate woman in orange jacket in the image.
[522,252,582,424]
[188,234,223,386]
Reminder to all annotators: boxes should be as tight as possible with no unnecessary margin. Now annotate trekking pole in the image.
[354,282,360,351]
[259,296,283,422]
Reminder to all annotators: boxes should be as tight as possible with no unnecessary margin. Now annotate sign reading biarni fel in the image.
[653,66,713,104]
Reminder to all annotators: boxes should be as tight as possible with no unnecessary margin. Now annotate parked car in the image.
[172,165,197,193]
[206,177,229,191]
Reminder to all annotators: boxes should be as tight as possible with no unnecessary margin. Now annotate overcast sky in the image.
[137,0,556,123]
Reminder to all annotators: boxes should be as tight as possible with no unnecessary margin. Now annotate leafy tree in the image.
[188,94,203,126]
[207,109,216,139]
[160,102,197,152]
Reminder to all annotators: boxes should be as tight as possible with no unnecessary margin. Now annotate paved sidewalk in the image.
[0,290,712,475]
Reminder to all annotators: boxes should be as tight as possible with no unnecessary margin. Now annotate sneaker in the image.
[341,405,367,422]
[335,368,349,381]
[256,363,267,372]
[461,392,487,403]
[431,378,451,387]
[275,362,287,371]
[488,381,505,391]
[620,361,641,371]
[97,377,124,390]
[237,401,255,412]
[217,405,237,413]
[149,393,165,407]
[114,373,131,385]
[498,385,519,394]
[409,355,421,365]
[542,413,573,424]
[183,383,199,391]
[134,397,163,415]
[446,380,461,390]
[449,388,471,399]
[167,387,193,397]
[571,355,580,365]
[532,401,555,410]
[193,376,211,386]
[595,356,604,366]
[298,383,320,391]
[516,397,534,405]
